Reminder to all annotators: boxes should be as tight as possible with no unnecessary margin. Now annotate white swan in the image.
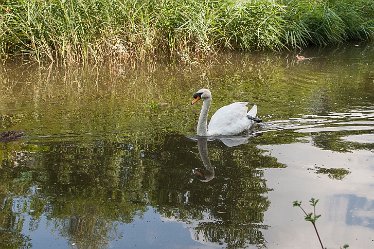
[191,88,261,136]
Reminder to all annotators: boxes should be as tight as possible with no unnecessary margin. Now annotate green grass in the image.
[0,0,373,64]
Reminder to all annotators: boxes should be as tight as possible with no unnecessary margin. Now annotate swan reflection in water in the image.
[192,133,261,182]
[192,137,215,182]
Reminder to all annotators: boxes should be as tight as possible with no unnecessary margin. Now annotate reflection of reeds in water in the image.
[0,43,373,140]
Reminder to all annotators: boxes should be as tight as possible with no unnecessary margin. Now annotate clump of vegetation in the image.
[0,0,373,64]
[315,167,350,180]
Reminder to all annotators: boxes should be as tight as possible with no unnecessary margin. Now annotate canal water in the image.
[0,43,373,248]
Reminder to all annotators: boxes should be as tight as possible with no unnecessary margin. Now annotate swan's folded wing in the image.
[208,102,250,136]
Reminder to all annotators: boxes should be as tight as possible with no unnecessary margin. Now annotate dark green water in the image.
[0,44,373,249]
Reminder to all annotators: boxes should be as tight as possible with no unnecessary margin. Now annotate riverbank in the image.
[1,0,373,64]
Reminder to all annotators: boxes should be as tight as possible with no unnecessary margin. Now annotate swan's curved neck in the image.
[197,98,211,136]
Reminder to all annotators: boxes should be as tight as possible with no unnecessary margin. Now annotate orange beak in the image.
[191,96,201,105]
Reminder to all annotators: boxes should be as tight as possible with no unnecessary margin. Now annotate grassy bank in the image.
[0,0,373,64]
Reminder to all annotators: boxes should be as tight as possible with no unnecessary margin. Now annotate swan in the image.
[191,88,261,136]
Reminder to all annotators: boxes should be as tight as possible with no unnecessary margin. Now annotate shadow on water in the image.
[0,43,373,248]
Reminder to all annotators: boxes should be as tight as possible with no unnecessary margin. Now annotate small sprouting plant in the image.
[293,198,324,249]
[293,198,350,249]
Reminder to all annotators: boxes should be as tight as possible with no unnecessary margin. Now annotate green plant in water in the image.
[293,198,350,249]
[293,198,324,249]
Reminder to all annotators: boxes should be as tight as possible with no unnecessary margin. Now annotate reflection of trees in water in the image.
[2,131,372,247]
[37,140,150,249]
[57,215,113,249]
[0,133,284,248]
[152,135,284,248]
[0,196,32,249]
[0,138,149,249]
[311,131,374,153]
[0,143,33,248]
[311,133,351,152]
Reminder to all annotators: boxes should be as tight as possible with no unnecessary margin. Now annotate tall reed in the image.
[0,0,373,64]
[283,0,374,47]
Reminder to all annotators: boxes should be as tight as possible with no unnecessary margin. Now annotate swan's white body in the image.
[192,89,258,136]
[208,102,257,136]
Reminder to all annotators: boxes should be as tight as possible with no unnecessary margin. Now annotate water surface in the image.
[0,43,373,248]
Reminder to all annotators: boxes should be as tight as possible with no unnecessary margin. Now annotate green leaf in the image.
[309,198,319,206]
[293,200,302,207]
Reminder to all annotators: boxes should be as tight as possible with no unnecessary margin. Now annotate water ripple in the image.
[263,108,374,135]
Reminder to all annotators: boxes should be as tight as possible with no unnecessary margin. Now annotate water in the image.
[0,43,373,248]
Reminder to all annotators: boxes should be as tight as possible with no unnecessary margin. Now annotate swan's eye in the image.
[193,92,203,99]
[191,92,203,105]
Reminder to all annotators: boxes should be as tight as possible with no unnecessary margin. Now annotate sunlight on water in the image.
[342,134,374,144]
[0,44,373,248]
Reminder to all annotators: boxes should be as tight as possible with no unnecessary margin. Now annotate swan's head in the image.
[192,168,214,182]
[191,88,211,105]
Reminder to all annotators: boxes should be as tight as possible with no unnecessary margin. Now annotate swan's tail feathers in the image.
[250,116,262,123]
[247,104,262,123]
